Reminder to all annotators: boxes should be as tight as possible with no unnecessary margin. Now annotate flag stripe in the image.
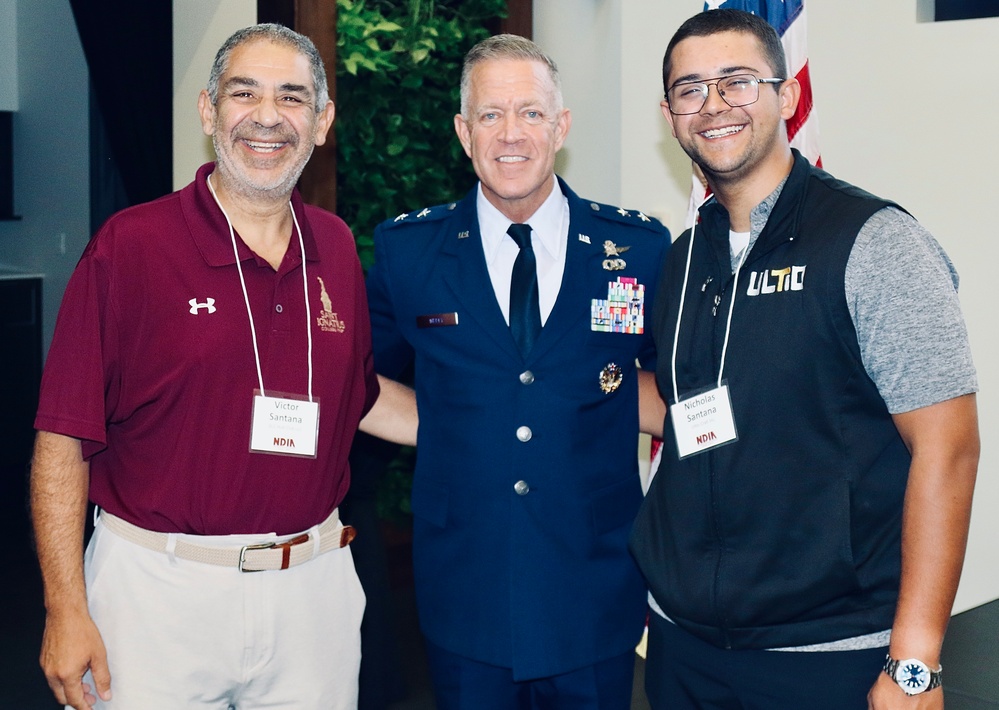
[779,3,820,166]
[781,7,810,77]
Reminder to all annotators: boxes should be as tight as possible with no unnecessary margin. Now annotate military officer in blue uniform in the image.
[366,34,670,710]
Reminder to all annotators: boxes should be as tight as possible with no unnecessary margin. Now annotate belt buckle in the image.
[238,533,311,573]
[238,540,277,573]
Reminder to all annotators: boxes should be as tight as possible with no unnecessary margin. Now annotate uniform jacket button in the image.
[514,480,530,495]
[516,426,532,442]
[519,370,535,385]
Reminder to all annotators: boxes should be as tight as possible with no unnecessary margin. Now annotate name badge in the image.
[669,383,738,459]
[250,392,320,458]
[417,312,459,328]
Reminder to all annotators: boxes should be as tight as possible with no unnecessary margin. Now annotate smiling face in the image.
[454,58,571,223]
[663,30,798,190]
[198,38,334,203]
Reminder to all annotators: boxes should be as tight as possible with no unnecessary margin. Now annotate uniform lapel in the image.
[440,191,522,359]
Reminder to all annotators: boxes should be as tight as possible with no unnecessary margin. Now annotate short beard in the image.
[211,132,314,202]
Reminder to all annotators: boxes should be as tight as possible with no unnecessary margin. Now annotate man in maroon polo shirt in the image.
[30,24,415,710]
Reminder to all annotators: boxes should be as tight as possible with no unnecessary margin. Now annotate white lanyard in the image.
[206,175,315,402]
[670,196,747,404]
[666,196,742,459]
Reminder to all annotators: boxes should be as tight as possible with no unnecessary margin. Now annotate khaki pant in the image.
[77,516,365,709]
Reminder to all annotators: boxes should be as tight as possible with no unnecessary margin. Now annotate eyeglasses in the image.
[666,74,784,115]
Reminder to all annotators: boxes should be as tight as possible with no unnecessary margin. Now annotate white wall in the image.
[0,0,17,110]
[0,0,90,351]
[539,0,999,614]
[534,1,623,204]
[809,1,998,617]
[172,0,256,189]
[536,2,693,225]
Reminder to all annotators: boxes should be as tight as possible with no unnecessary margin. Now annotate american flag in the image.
[705,0,821,166]
[685,0,821,225]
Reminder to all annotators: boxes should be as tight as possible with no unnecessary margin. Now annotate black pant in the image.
[645,611,886,709]
[426,640,637,710]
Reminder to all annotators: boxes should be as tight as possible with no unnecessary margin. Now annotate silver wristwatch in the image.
[883,653,943,695]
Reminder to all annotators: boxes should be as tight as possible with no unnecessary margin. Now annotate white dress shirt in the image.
[477,176,569,326]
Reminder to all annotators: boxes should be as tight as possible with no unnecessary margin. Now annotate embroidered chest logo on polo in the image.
[188,298,217,314]
[316,277,346,333]
[746,265,806,296]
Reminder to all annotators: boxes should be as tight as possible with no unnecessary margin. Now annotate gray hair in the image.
[460,34,563,119]
[207,23,329,112]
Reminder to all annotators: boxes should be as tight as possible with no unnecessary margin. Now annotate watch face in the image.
[894,659,931,695]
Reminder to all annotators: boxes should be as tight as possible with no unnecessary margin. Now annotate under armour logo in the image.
[189,298,217,315]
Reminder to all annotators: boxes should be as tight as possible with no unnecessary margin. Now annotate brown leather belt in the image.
[100,509,356,572]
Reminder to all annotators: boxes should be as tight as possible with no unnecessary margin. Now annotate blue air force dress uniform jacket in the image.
[366,178,670,680]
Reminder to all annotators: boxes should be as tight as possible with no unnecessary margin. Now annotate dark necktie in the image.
[507,223,541,357]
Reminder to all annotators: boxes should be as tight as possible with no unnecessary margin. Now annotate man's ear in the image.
[552,108,572,152]
[778,77,801,121]
[313,100,336,146]
[660,100,678,138]
[454,113,473,159]
[198,90,216,137]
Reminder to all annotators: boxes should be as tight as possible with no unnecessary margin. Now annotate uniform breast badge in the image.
[599,363,623,394]
[602,240,630,271]
[591,277,645,334]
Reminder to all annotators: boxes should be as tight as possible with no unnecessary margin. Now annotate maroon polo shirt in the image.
[36,163,378,535]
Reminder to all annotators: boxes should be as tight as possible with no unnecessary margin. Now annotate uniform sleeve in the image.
[366,223,416,379]
[34,241,120,458]
[845,207,977,414]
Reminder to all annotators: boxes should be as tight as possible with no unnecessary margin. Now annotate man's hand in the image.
[358,375,418,446]
[638,370,666,438]
[40,608,111,709]
[31,431,106,709]
[868,670,942,710]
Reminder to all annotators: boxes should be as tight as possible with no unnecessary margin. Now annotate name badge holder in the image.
[251,391,320,458]
[669,382,738,459]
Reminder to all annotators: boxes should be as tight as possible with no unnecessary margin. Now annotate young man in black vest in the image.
[631,9,979,709]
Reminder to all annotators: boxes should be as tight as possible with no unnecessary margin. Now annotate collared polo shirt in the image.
[36,162,378,535]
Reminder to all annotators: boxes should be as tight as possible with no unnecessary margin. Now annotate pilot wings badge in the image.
[602,240,630,271]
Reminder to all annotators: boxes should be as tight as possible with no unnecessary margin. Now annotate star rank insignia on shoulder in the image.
[383,202,455,230]
[587,200,668,235]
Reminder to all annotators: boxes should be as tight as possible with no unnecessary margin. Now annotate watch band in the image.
[884,653,943,695]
